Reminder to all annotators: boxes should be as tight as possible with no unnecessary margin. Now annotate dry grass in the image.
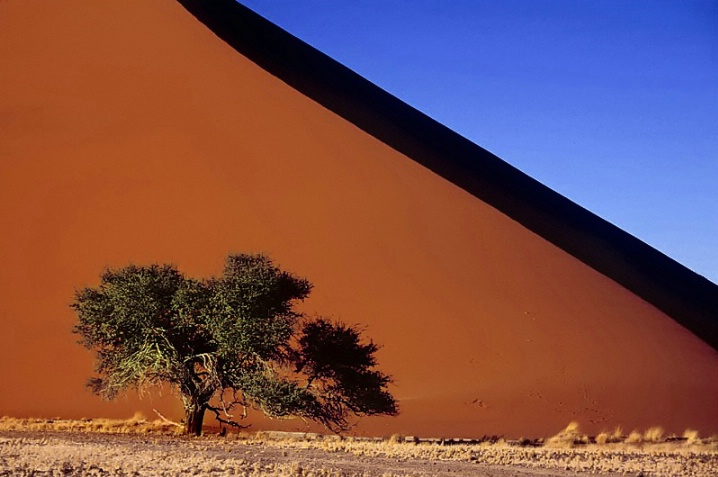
[249,428,718,477]
[545,421,588,447]
[684,429,701,445]
[2,417,718,476]
[0,413,183,436]
[643,426,665,443]
[625,429,643,444]
[595,427,623,445]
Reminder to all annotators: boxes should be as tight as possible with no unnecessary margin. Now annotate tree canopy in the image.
[71,253,397,435]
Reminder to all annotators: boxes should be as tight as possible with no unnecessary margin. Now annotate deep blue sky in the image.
[239,1,717,284]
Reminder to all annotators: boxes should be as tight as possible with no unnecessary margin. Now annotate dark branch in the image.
[206,404,251,429]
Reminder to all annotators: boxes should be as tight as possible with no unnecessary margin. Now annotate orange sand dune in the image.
[1,0,717,438]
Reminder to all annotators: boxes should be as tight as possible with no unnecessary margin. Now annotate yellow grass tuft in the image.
[595,426,623,445]
[128,411,147,423]
[546,421,589,448]
[684,429,701,445]
[625,430,643,444]
[643,426,664,442]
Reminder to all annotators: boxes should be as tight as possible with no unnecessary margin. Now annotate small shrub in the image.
[683,429,701,445]
[643,427,664,443]
[546,421,589,448]
[625,430,643,444]
[595,427,624,445]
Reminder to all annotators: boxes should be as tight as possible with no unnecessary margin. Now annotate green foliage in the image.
[295,319,397,429]
[72,254,397,434]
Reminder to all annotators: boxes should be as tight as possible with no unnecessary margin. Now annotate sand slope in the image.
[1,0,717,438]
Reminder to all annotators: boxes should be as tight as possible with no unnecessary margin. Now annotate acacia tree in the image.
[72,254,397,435]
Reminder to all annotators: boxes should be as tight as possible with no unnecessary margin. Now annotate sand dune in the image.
[1,0,717,438]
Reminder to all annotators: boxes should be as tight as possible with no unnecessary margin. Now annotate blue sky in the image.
[239,1,717,284]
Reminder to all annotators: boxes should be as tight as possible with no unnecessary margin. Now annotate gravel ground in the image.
[1,430,715,476]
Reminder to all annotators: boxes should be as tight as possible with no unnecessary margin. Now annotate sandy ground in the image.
[2,430,717,477]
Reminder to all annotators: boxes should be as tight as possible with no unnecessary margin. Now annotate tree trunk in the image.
[185,402,206,436]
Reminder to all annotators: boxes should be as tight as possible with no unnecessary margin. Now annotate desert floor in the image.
[2,420,717,477]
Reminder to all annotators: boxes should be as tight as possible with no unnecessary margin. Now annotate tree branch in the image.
[206,404,251,429]
[152,408,183,428]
